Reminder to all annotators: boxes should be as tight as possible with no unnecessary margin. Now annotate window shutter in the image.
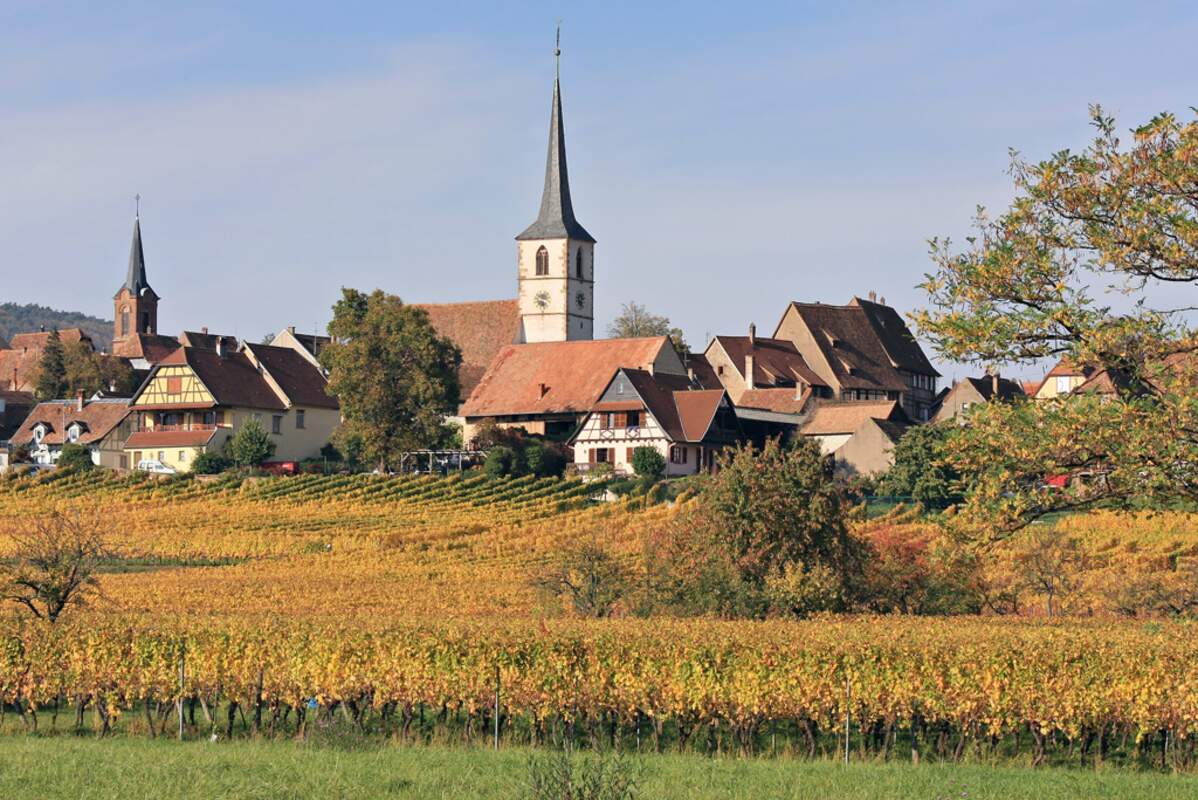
[588,448,596,463]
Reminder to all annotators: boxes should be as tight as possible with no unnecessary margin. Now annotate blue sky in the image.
[3,1,1196,379]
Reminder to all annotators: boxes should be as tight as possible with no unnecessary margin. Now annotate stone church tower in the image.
[112,214,159,346]
[515,43,595,343]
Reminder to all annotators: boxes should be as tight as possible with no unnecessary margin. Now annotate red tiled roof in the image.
[673,389,727,442]
[178,331,239,351]
[683,352,721,389]
[461,337,675,418]
[243,343,339,410]
[851,297,940,377]
[1,328,96,391]
[111,333,180,363]
[126,428,219,448]
[154,347,286,410]
[713,336,827,388]
[415,300,520,397]
[11,398,130,446]
[801,400,902,436]
[1044,358,1095,379]
[8,328,91,351]
[778,302,912,392]
[735,387,812,415]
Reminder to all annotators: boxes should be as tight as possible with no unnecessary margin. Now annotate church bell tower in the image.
[113,209,159,347]
[516,30,595,343]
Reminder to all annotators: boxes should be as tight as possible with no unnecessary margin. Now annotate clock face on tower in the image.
[575,292,586,310]
[534,290,550,310]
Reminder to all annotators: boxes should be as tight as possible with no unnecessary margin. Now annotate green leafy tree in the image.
[61,342,136,397]
[192,452,232,475]
[630,446,666,480]
[34,329,68,400]
[876,424,963,506]
[913,107,1198,536]
[484,445,518,478]
[524,440,566,478]
[607,301,689,353]
[228,418,276,467]
[56,443,94,471]
[321,289,462,472]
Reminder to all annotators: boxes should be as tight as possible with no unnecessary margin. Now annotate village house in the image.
[1032,359,1095,400]
[771,295,941,422]
[460,337,686,442]
[10,392,133,469]
[569,367,738,476]
[123,340,339,473]
[801,400,909,476]
[931,374,1026,423]
[0,328,95,392]
[269,326,333,375]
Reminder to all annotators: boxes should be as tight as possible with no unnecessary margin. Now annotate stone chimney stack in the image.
[748,323,756,346]
[216,338,223,357]
[201,326,208,335]
[745,354,755,390]
[868,290,877,302]
[992,372,1000,395]
[75,390,84,412]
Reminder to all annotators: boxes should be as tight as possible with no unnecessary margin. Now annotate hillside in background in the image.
[0,302,112,350]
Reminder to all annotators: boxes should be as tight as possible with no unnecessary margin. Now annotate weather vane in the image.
[135,193,141,218]
[555,20,562,75]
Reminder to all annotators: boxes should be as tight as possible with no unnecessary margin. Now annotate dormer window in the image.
[535,246,549,276]
[33,425,45,443]
[68,424,81,443]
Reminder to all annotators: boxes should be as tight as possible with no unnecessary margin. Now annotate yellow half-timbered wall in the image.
[133,365,213,407]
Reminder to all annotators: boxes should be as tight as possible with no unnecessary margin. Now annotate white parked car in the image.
[136,460,176,475]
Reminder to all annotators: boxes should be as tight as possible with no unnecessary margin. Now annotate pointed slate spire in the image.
[516,34,595,243]
[116,212,157,300]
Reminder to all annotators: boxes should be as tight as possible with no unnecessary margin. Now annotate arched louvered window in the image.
[120,307,130,337]
[575,248,584,278]
[535,246,549,276]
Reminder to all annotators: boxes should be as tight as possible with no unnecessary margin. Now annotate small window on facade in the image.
[68,425,79,442]
[1056,376,1071,394]
[296,409,306,429]
[272,415,283,435]
[535,246,549,276]
[141,310,150,332]
[157,451,165,462]
[575,249,584,278]
[202,411,217,426]
[626,411,640,428]
[179,450,188,461]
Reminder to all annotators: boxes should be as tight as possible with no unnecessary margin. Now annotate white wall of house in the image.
[809,432,852,455]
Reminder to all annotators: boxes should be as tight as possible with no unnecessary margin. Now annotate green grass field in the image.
[0,737,1195,800]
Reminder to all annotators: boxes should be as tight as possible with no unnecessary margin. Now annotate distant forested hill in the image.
[0,303,112,350]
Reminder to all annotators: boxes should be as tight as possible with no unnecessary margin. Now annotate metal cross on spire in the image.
[555,20,562,77]
[135,193,141,218]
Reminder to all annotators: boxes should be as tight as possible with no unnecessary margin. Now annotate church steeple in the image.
[516,31,594,243]
[514,28,596,344]
[113,201,160,344]
[121,215,156,299]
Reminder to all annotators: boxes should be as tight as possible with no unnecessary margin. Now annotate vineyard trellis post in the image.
[493,664,500,750]
[843,671,851,765]
[177,644,185,741]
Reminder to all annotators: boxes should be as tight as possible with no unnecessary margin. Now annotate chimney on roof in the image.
[538,382,549,398]
[287,325,295,335]
[201,326,208,335]
[748,323,756,346]
[991,371,1000,395]
[880,296,886,305]
[687,366,695,383]
[647,362,655,377]
[76,389,84,412]
[216,338,224,357]
[745,354,755,390]
[868,291,877,302]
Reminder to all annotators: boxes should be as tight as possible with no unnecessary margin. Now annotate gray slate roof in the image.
[115,217,158,300]
[516,77,595,243]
